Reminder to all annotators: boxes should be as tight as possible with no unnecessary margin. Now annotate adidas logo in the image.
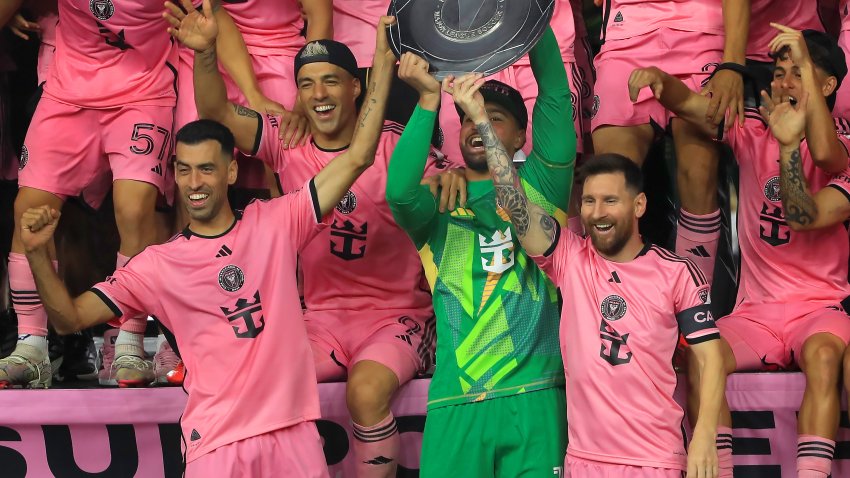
[364,456,394,466]
[190,429,201,441]
[216,245,232,258]
[607,271,622,283]
[150,164,162,176]
[395,334,412,345]
[613,11,623,22]
[686,245,710,258]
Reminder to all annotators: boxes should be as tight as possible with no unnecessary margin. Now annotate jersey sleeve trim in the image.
[89,287,123,318]
[827,183,850,204]
[542,222,561,257]
[250,114,263,156]
[649,246,707,287]
[308,178,321,223]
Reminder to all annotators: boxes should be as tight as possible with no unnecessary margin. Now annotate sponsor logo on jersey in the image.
[600,294,627,321]
[763,176,781,202]
[218,265,245,292]
[19,145,28,170]
[335,190,357,215]
[479,229,515,274]
[90,0,115,21]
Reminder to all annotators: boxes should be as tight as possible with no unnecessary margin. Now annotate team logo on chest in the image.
[218,265,245,292]
[335,190,357,215]
[90,0,115,20]
[763,176,781,203]
[19,145,28,170]
[600,294,627,321]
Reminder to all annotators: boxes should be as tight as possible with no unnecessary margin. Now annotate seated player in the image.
[172,4,450,477]
[19,10,395,466]
[630,25,850,478]
[387,28,573,477]
[470,95,728,476]
[2,0,178,388]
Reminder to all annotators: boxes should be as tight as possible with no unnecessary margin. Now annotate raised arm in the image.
[448,74,557,256]
[165,0,262,153]
[701,0,749,126]
[312,16,395,216]
[21,207,117,335]
[770,23,848,173]
[301,0,333,41]
[629,67,718,139]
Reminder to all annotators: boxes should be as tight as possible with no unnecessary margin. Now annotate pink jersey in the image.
[221,0,304,56]
[36,13,59,85]
[44,0,177,108]
[721,109,850,306]
[533,233,718,470]
[747,0,824,62]
[333,0,389,67]
[514,0,576,65]
[253,115,450,313]
[601,0,723,42]
[92,184,327,462]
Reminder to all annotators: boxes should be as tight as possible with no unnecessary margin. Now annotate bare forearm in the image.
[803,63,849,172]
[302,0,333,41]
[0,0,23,27]
[779,145,819,228]
[721,0,749,64]
[693,346,726,437]
[348,54,393,162]
[215,9,262,103]
[25,249,82,334]
[194,45,231,121]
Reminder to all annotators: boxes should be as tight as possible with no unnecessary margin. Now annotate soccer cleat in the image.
[98,329,119,386]
[166,361,185,386]
[153,340,181,386]
[0,347,51,389]
[113,354,155,388]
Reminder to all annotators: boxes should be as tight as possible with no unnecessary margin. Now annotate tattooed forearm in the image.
[476,121,528,224]
[233,104,258,118]
[779,147,817,227]
[496,185,530,235]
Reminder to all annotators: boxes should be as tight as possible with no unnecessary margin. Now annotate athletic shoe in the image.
[113,354,155,388]
[153,341,181,385]
[47,330,65,375]
[166,360,185,386]
[56,331,97,382]
[98,329,119,386]
[0,345,51,389]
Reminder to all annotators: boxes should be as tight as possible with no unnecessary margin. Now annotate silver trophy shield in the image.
[387,0,556,79]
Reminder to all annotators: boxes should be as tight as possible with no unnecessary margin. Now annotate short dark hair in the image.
[577,153,643,193]
[175,119,235,157]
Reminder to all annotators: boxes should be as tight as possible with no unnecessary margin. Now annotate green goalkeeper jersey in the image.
[386,29,576,410]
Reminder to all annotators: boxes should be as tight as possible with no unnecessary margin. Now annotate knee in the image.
[804,343,843,387]
[346,372,394,417]
[114,200,155,230]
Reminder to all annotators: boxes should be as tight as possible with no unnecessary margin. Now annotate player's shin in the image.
[352,412,400,478]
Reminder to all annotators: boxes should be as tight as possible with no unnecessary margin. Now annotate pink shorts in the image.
[717,302,850,371]
[566,456,683,478]
[833,29,850,122]
[305,309,435,384]
[175,47,297,191]
[438,59,586,167]
[20,96,171,199]
[591,27,723,131]
[184,421,329,478]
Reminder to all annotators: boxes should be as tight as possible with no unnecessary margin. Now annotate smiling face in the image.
[174,140,237,224]
[296,62,361,143]
[580,172,645,257]
[458,102,526,172]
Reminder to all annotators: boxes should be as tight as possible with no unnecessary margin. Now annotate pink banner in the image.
[0,375,848,477]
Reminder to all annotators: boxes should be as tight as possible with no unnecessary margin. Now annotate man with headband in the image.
[177,5,457,477]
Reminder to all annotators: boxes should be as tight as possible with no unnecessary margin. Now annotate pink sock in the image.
[352,413,399,478]
[9,252,56,337]
[716,426,733,478]
[676,208,721,286]
[116,253,147,335]
[797,435,834,478]
[567,216,584,236]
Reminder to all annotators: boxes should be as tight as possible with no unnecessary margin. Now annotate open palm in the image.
[766,92,808,147]
[164,0,218,52]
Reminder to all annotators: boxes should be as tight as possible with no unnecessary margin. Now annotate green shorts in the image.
[420,387,567,478]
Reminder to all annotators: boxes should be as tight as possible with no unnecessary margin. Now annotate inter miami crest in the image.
[699,288,710,305]
[600,294,627,321]
[218,265,245,292]
[90,0,115,20]
[763,176,781,203]
[336,190,357,215]
[19,145,28,170]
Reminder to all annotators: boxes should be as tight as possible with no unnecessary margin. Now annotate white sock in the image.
[115,330,145,358]
[16,334,48,360]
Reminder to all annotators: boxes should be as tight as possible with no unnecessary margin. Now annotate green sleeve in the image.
[520,27,576,218]
[386,104,440,248]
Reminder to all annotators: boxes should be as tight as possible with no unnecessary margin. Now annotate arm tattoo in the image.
[233,104,259,118]
[779,147,817,226]
[475,120,553,242]
[359,80,377,128]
